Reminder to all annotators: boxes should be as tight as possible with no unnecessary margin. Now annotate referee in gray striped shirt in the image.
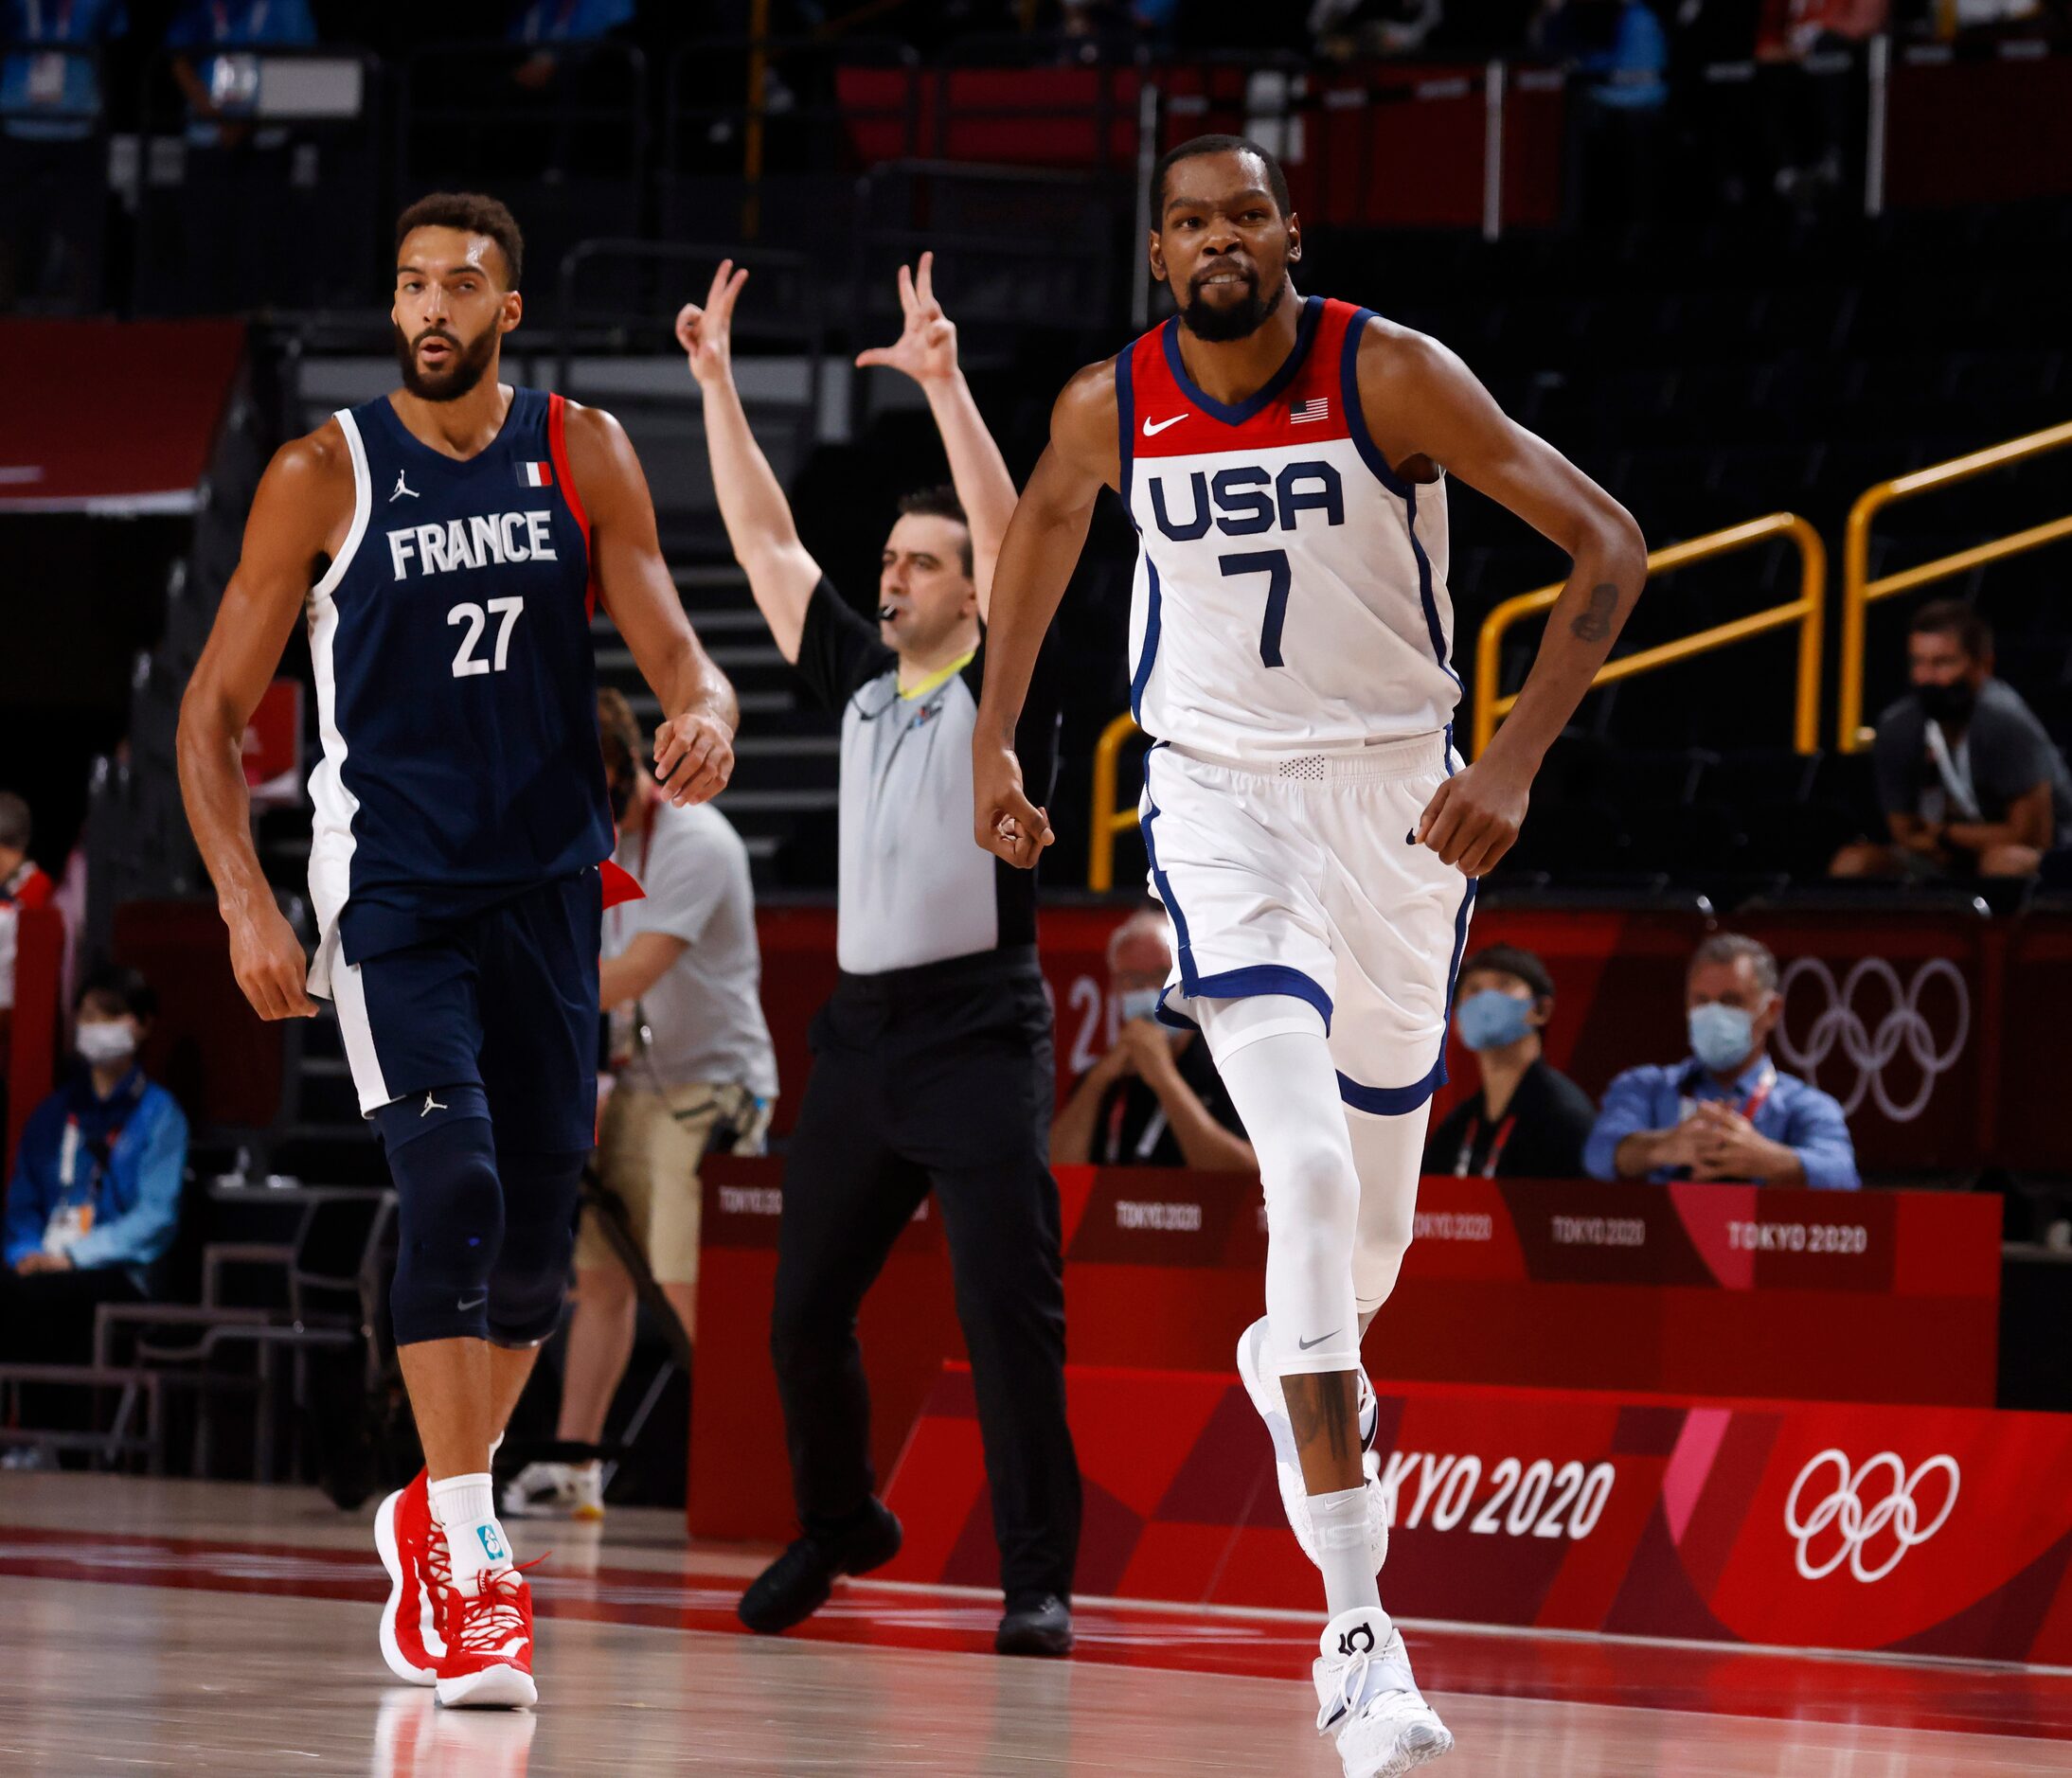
[677,255,1080,1655]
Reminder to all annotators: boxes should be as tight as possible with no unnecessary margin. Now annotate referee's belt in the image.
[834,943,1042,1005]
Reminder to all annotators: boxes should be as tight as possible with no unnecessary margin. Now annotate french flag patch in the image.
[517,460,553,489]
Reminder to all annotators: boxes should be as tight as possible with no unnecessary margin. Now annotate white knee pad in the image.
[1196,996,1364,1377]
[1347,1101,1432,1317]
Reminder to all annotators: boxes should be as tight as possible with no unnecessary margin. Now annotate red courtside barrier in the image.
[688,1161,2000,1542]
[752,903,2054,1173]
[880,1367,2072,1664]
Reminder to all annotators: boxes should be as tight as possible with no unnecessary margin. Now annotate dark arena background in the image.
[4,3,2072,1772]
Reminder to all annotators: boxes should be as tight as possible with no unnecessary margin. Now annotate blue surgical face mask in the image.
[1455,988,1533,1053]
[1688,1002,1757,1073]
[1118,987,1164,1024]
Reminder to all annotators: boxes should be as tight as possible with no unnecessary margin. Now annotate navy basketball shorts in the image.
[323,869,602,1153]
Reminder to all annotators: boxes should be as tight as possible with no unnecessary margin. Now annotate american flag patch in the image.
[1289,398,1330,425]
[517,460,553,489]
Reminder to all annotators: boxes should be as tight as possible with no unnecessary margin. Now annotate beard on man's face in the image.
[393,320,498,402]
[1178,260,1285,344]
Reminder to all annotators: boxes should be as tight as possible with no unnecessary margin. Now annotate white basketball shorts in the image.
[1140,733,1477,1112]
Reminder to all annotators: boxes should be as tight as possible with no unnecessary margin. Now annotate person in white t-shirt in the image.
[506,688,777,1520]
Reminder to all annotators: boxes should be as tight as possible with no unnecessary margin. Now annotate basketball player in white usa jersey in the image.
[974,136,1647,1776]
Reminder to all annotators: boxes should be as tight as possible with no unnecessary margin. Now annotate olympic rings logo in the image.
[1782,1449,1960,1582]
[1774,957,1969,1123]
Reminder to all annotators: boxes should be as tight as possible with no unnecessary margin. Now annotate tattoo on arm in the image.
[1570,581,1619,643]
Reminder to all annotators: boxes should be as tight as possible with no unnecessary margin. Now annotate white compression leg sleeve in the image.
[1346,1099,1435,1325]
[1193,995,1363,1378]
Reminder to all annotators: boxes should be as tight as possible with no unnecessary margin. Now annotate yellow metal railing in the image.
[1472,512,1827,759]
[1837,419,2072,753]
[1087,710,1144,893]
[1085,511,1826,890]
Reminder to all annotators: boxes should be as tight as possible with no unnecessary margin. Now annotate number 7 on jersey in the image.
[1219,549,1292,668]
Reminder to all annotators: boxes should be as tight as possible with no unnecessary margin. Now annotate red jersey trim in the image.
[546,392,598,618]
[1127,296,1359,459]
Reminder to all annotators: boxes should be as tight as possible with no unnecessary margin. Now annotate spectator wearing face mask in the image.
[1831,601,2072,881]
[1585,933,1859,1189]
[2,965,188,1386]
[1422,945,1596,1180]
[1050,909,1255,1171]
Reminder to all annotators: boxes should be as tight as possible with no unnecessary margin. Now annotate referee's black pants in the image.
[770,945,1081,1605]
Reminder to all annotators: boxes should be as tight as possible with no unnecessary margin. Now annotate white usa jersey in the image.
[1118,294,1460,759]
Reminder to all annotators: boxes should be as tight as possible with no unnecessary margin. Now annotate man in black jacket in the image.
[1423,944,1596,1180]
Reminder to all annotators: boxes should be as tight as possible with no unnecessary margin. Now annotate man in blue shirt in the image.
[1585,933,1859,1190]
[2,0,127,141]
[1,965,189,1396]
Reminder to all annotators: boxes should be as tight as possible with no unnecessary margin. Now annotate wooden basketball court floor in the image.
[3,1475,2069,1775]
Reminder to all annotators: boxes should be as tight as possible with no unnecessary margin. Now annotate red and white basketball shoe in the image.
[434,1564,539,1709]
[374,1468,448,1686]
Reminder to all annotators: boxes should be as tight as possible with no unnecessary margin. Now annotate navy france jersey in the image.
[303,388,613,980]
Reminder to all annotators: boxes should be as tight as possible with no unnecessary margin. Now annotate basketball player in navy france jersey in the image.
[973,137,1648,1775]
[176,192,739,1710]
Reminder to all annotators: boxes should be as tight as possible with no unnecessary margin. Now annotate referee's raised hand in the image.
[675,259,747,389]
[854,251,959,387]
[974,736,1053,870]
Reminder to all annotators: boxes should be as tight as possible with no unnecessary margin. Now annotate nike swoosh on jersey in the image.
[1141,415,1187,436]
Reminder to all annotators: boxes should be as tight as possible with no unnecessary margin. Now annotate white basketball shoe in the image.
[1314,1607,1455,1777]
[1235,1316,1388,1572]
[501,1460,604,1521]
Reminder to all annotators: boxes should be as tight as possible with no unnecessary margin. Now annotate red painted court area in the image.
[4,1520,2067,1745]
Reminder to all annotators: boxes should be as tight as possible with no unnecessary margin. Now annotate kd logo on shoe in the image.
[1336,1623,1376,1658]
[478,1524,508,1562]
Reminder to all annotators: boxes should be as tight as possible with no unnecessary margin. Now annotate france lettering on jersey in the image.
[304,388,612,969]
[1117,294,1461,759]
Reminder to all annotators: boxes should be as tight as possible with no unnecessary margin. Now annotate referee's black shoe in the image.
[995,1592,1075,1657]
[738,1499,903,1634]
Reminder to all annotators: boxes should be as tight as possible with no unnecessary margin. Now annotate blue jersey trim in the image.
[366,382,533,469]
[1162,293,1326,426]
[1156,965,1334,1035]
[1115,345,1135,506]
[1405,485,1461,691]
[1338,849,1477,1117]
[1130,559,1164,724]
[1337,1054,1446,1116]
[1137,759,1196,990]
[1338,307,1416,497]
[1341,307,1457,688]
[1116,345,1164,722]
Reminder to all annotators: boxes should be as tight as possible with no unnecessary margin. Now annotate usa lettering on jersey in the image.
[386,510,558,579]
[1119,294,1462,756]
[1145,459,1345,539]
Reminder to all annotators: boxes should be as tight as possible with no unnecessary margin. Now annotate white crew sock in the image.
[429,1472,513,1593]
[1311,1485,1383,1619]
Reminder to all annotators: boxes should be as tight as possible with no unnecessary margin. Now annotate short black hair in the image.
[1151,133,1292,224]
[894,485,973,578]
[1458,944,1555,1004]
[395,191,525,290]
[1909,597,1992,661]
[77,961,156,1022]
